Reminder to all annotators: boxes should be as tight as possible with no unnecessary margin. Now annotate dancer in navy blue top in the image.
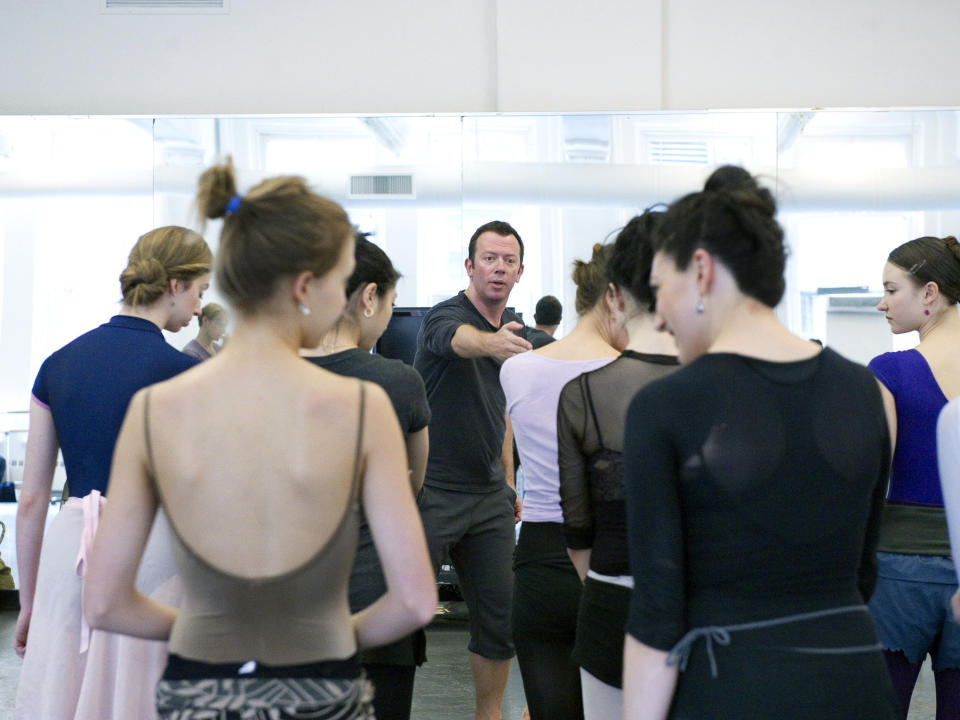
[15,226,212,720]
[868,235,960,720]
[31,315,199,500]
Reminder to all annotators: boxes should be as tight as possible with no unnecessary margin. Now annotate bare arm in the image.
[502,414,515,490]
[353,384,437,649]
[622,635,678,720]
[451,321,532,362]
[405,427,429,494]
[83,391,176,639]
[567,549,591,582]
[502,414,522,522]
[14,400,59,657]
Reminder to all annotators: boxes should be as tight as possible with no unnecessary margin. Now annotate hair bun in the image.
[704,165,756,193]
[704,165,776,219]
[196,157,239,221]
[129,257,167,286]
[120,257,168,306]
[571,244,613,316]
[658,165,786,307]
[948,236,960,274]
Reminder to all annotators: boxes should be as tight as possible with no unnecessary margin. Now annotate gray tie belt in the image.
[666,604,882,679]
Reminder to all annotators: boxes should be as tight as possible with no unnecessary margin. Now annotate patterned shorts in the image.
[156,675,375,719]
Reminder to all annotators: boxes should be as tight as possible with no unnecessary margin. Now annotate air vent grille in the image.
[102,0,227,13]
[349,174,415,198]
[648,139,709,166]
[827,296,881,313]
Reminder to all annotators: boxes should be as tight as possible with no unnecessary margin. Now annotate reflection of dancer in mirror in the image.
[302,233,431,720]
[182,302,228,361]
[622,166,898,720]
[84,159,436,719]
[868,235,960,720]
[15,226,212,719]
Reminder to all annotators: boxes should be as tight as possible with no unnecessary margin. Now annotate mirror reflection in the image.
[3,108,960,424]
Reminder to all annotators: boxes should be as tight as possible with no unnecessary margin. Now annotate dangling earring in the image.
[363,307,374,319]
[298,303,311,316]
[695,297,705,314]
[924,309,930,316]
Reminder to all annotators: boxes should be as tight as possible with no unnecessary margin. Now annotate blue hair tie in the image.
[225,194,243,215]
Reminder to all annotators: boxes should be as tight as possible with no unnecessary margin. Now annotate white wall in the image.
[0,0,498,114]
[825,312,893,367]
[3,0,960,114]
[663,0,960,110]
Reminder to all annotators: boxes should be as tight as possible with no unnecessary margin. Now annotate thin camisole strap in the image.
[582,373,606,450]
[350,381,366,504]
[142,388,160,490]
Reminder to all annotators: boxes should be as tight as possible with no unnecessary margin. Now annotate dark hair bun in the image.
[705,165,776,219]
[947,236,960,258]
[704,165,755,193]
[657,165,786,307]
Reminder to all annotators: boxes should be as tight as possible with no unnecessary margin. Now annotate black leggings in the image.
[884,650,960,720]
[364,663,416,720]
[512,522,584,720]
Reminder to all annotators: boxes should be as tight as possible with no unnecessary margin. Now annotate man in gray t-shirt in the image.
[414,220,531,720]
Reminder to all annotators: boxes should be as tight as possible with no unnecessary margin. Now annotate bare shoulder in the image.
[360,381,394,419]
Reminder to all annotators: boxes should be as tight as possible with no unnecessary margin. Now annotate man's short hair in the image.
[534,295,562,326]
[468,220,524,265]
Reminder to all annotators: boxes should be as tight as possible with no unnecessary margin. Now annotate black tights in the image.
[514,635,583,720]
[512,523,585,720]
[884,649,960,720]
[364,663,416,720]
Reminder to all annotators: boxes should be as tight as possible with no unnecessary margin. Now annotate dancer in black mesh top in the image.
[556,210,678,720]
[622,166,899,720]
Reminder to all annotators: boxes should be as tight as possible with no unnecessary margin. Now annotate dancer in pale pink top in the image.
[501,243,623,720]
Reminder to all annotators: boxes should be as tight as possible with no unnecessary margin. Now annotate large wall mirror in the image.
[3,109,960,441]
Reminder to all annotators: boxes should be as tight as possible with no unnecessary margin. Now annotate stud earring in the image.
[695,297,705,314]
[298,303,311,316]
[363,307,374,318]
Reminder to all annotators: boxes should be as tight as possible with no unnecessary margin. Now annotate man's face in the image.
[466,231,524,305]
